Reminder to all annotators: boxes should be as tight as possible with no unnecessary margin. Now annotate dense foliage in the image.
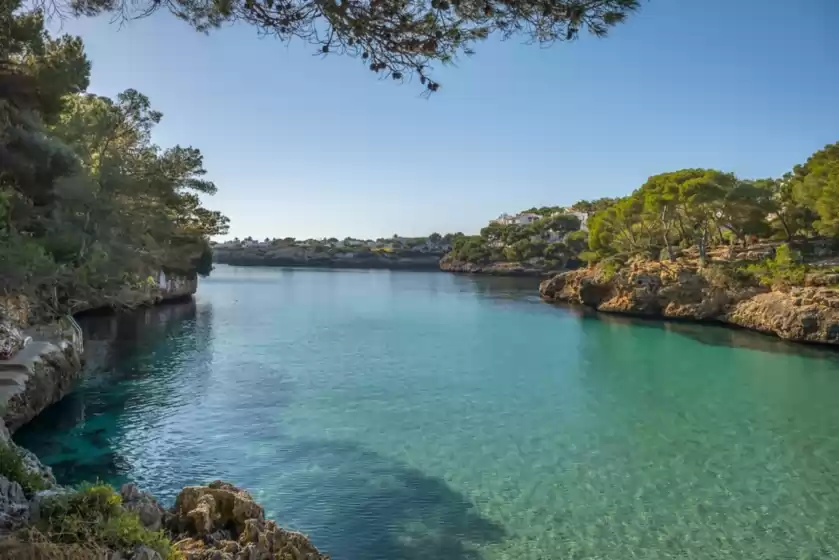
[33,0,641,94]
[1,1,228,319]
[586,143,839,266]
[449,210,583,268]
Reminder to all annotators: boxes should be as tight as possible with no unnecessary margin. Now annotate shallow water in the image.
[15,265,839,559]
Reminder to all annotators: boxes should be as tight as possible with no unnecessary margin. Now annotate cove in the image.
[15,265,839,560]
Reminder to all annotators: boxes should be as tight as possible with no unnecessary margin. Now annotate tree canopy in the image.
[1,0,228,319]
[33,0,642,93]
[585,142,839,266]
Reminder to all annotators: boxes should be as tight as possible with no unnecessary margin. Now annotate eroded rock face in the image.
[0,340,83,432]
[539,258,839,345]
[121,483,166,532]
[0,475,29,531]
[170,481,328,560]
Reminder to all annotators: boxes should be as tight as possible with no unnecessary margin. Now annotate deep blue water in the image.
[15,265,839,559]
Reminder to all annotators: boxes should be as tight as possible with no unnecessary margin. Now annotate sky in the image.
[49,0,838,240]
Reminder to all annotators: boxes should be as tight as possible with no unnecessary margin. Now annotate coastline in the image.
[0,286,329,559]
[539,258,839,346]
[439,258,560,278]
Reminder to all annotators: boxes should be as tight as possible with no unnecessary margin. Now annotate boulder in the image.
[121,483,165,531]
[170,481,328,560]
[0,475,29,530]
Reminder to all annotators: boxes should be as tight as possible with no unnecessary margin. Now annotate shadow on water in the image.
[554,302,839,362]
[260,437,507,560]
[449,274,543,304]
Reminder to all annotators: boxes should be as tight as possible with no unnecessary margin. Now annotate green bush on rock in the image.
[745,243,807,288]
[0,444,49,496]
[13,483,180,560]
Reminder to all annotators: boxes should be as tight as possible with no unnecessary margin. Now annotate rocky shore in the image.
[0,296,328,560]
[439,256,561,277]
[214,247,443,271]
[540,257,839,345]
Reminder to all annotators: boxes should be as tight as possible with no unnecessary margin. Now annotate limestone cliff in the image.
[539,258,839,345]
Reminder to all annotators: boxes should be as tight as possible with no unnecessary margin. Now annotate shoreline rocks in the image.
[168,481,327,560]
[215,251,442,271]
[540,258,839,345]
[439,257,559,277]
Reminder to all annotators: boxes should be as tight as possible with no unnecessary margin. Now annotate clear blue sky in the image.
[52,0,838,240]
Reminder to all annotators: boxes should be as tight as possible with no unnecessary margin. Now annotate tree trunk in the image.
[778,213,793,241]
[660,211,674,261]
[698,223,710,268]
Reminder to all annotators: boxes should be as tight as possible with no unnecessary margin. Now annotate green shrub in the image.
[744,243,807,288]
[597,258,623,282]
[35,483,178,559]
[578,250,600,264]
[0,443,49,496]
[701,264,756,289]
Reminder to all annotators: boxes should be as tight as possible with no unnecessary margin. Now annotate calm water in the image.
[15,265,839,559]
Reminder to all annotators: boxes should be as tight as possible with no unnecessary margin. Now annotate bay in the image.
[15,265,839,559]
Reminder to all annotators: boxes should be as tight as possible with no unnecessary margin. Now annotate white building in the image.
[550,209,589,232]
[515,212,541,225]
[568,211,589,232]
[493,212,542,226]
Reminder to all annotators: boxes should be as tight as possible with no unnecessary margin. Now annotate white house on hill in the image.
[493,212,542,226]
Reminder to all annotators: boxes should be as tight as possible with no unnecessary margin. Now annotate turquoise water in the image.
[15,265,839,559]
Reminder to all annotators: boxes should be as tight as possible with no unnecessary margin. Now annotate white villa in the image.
[493,212,542,226]
[552,209,589,232]
[492,209,589,231]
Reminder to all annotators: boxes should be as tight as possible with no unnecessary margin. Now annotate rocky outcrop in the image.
[540,258,839,345]
[0,318,84,432]
[168,481,327,560]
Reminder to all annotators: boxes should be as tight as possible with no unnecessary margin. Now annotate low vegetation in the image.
[0,443,49,496]
[4,483,179,560]
[744,244,807,288]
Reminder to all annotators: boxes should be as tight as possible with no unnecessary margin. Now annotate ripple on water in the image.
[14,266,839,559]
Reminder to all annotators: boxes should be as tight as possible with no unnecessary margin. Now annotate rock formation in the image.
[540,257,839,345]
[166,481,327,560]
[439,255,560,277]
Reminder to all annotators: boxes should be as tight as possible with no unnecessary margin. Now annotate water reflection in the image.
[550,302,839,363]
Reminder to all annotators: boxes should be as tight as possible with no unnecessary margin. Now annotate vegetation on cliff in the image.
[1,1,228,321]
[538,143,839,344]
[444,209,588,271]
[584,143,839,267]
